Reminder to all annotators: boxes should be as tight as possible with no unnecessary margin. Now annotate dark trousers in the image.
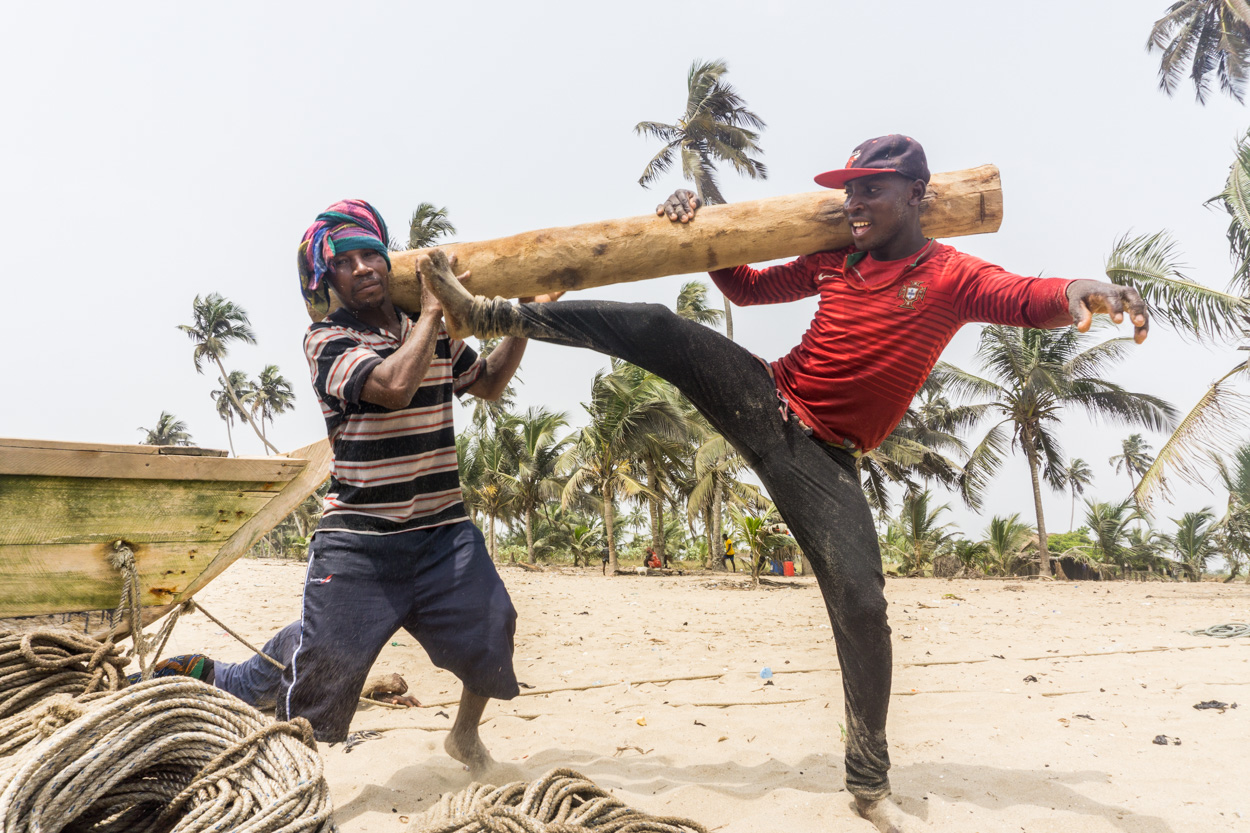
[277,521,519,743]
[214,620,302,709]
[516,300,893,800]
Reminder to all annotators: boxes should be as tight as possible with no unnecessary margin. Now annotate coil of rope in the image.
[410,767,706,833]
[0,677,334,833]
[1187,622,1250,639]
[0,628,129,759]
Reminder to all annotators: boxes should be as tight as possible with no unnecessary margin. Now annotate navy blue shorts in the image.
[277,520,518,742]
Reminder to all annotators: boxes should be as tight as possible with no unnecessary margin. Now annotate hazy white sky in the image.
[5,1,1248,536]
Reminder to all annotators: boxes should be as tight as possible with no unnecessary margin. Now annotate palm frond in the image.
[1135,363,1250,509]
[1105,231,1250,341]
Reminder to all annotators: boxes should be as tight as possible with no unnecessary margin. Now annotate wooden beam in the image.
[0,438,304,483]
[309,165,1003,320]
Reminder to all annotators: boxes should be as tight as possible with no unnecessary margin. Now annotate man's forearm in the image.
[470,335,527,400]
[361,313,442,408]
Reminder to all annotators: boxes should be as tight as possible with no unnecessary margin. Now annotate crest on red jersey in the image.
[897,279,927,310]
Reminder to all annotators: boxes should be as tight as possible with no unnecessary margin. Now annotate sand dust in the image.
[158,559,1250,832]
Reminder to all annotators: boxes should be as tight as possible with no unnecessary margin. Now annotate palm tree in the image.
[1085,499,1142,578]
[560,365,688,574]
[1215,443,1250,581]
[138,411,194,447]
[636,58,767,341]
[891,490,958,576]
[1148,0,1250,103]
[859,375,998,516]
[1062,458,1095,530]
[726,503,790,585]
[1103,135,1250,509]
[211,370,252,457]
[178,293,278,454]
[498,407,571,564]
[674,281,725,328]
[940,325,1176,577]
[980,514,1037,576]
[686,433,762,571]
[247,364,296,452]
[406,202,456,250]
[1171,508,1218,579]
[1109,434,1156,493]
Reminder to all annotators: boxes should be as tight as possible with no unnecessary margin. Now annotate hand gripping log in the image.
[306,165,1003,321]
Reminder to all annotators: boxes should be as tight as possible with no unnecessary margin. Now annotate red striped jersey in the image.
[303,308,483,535]
[710,241,1072,451]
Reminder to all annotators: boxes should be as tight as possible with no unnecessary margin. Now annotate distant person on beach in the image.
[722,536,737,572]
[418,134,1151,831]
[645,549,662,569]
[200,199,561,775]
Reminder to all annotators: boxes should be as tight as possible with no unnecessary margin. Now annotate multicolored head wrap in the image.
[297,199,392,313]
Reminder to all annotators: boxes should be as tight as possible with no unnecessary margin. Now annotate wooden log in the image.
[308,165,1002,320]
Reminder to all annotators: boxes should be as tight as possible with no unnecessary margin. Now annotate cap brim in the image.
[813,167,899,189]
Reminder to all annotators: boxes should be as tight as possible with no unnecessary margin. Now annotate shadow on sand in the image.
[329,746,1174,833]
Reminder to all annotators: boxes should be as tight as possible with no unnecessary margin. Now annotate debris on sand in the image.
[1193,700,1238,712]
[1152,735,1181,746]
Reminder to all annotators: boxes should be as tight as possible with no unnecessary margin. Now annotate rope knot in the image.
[107,540,136,572]
[31,694,89,738]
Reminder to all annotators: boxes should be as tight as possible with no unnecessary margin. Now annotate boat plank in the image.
[0,475,277,546]
[0,444,304,483]
[0,542,211,616]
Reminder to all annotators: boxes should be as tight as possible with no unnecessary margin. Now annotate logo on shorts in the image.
[897,280,927,310]
[309,574,333,585]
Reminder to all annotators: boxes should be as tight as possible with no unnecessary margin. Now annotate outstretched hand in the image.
[657,189,701,223]
[1066,279,1149,344]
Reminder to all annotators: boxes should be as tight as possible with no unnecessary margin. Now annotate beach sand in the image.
[160,558,1250,833]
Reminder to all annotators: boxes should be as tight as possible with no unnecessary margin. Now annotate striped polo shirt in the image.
[303,307,483,535]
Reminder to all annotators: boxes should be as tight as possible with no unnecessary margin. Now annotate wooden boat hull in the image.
[0,438,331,618]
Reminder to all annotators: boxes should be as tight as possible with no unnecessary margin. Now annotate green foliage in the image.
[138,411,194,447]
[404,203,456,250]
[1147,0,1250,104]
[635,58,767,206]
[939,324,1177,575]
[1048,528,1093,554]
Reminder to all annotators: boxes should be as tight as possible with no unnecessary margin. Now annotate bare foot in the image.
[444,728,496,779]
[855,796,920,832]
[417,250,475,339]
[362,673,420,707]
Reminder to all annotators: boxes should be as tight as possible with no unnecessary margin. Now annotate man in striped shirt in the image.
[420,137,1149,831]
[277,199,560,775]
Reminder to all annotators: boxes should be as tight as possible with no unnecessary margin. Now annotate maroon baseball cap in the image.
[813,135,930,189]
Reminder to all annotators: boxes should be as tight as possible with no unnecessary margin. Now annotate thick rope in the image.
[0,676,333,833]
[409,768,706,833]
[0,627,129,758]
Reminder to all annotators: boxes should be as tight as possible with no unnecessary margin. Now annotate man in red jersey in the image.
[418,135,1147,832]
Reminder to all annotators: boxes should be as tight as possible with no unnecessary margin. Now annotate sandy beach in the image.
[158,558,1249,833]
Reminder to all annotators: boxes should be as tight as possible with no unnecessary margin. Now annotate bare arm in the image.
[360,282,445,410]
